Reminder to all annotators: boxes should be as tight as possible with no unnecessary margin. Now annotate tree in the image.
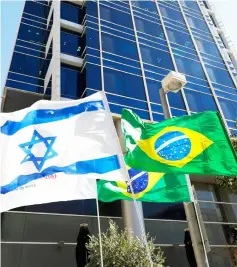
[215,136,237,192]
[86,220,166,267]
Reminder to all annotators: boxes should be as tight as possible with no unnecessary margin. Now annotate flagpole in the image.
[114,119,153,266]
[95,195,104,267]
[160,88,208,267]
[115,119,145,241]
[128,180,154,267]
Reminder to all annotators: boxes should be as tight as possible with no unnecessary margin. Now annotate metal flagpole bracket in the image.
[57,241,65,248]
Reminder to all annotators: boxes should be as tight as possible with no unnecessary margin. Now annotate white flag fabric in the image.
[0,92,127,212]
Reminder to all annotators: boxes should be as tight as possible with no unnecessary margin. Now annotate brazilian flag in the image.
[97,167,191,202]
[122,109,237,176]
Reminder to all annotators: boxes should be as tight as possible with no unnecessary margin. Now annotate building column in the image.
[51,0,61,101]
[114,119,145,240]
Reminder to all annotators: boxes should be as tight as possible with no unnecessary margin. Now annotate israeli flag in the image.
[0,92,127,212]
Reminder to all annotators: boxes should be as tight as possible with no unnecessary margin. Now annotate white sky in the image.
[211,0,237,53]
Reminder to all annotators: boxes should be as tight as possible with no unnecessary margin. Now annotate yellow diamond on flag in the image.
[137,126,213,168]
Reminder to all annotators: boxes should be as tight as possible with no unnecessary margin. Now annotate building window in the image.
[100,5,133,29]
[218,98,237,121]
[26,199,97,215]
[61,65,85,99]
[61,2,84,24]
[146,79,161,105]
[61,30,83,57]
[86,0,98,17]
[24,0,49,18]
[186,14,211,34]
[168,90,187,110]
[18,24,47,45]
[10,52,43,78]
[132,0,157,13]
[140,44,174,70]
[6,80,44,94]
[180,0,201,12]
[134,17,165,40]
[195,36,222,59]
[102,33,139,60]
[104,68,146,101]
[86,64,101,91]
[206,65,235,87]
[86,28,99,50]
[143,203,186,220]
[175,55,207,80]
[159,5,185,25]
[185,90,218,112]
[167,28,194,49]
[107,93,148,111]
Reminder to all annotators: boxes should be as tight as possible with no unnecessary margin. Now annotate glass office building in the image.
[1,0,237,266]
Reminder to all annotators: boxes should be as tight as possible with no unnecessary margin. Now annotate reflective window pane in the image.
[185,90,218,112]
[146,78,161,105]
[104,68,146,101]
[102,33,139,60]
[61,66,84,99]
[61,31,82,57]
[175,55,207,80]
[167,90,186,110]
[86,28,99,49]
[143,203,186,220]
[186,14,211,33]
[180,0,200,12]
[206,65,235,87]
[132,0,157,13]
[167,28,194,49]
[61,2,83,24]
[159,5,185,24]
[86,64,101,91]
[100,5,133,28]
[135,17,165,40]
[195,37,222,59]
[194,183,214,201]
[10,52,43,78]
[140,44,174,69]
[18,24,48,44]
[218,98,237,121]
[24,1,49,18]
[86,0,98,18]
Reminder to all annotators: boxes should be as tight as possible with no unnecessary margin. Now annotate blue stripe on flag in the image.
[1,100,105,136]
[1,155,120,194]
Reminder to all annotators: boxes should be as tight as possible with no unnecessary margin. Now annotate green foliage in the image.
[216,137,237,192]
[86,220,166,267]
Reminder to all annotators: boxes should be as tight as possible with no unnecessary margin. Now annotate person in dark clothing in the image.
[76,223,90,267]
[184,229,197,267]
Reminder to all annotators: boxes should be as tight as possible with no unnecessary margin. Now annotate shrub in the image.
[86,220,166,267]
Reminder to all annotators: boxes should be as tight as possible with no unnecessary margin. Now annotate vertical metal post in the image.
[114,119,145,240]
[159,88,208,267]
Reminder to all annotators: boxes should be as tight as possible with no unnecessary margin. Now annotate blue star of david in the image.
[19,130,58,171]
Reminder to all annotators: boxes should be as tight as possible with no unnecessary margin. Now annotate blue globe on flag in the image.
[127,169,148,194]
[154,131,191,161]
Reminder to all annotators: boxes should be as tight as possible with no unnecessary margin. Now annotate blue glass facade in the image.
[5,1,50,94]
[1,1,237,267]
[83,0,237,135]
